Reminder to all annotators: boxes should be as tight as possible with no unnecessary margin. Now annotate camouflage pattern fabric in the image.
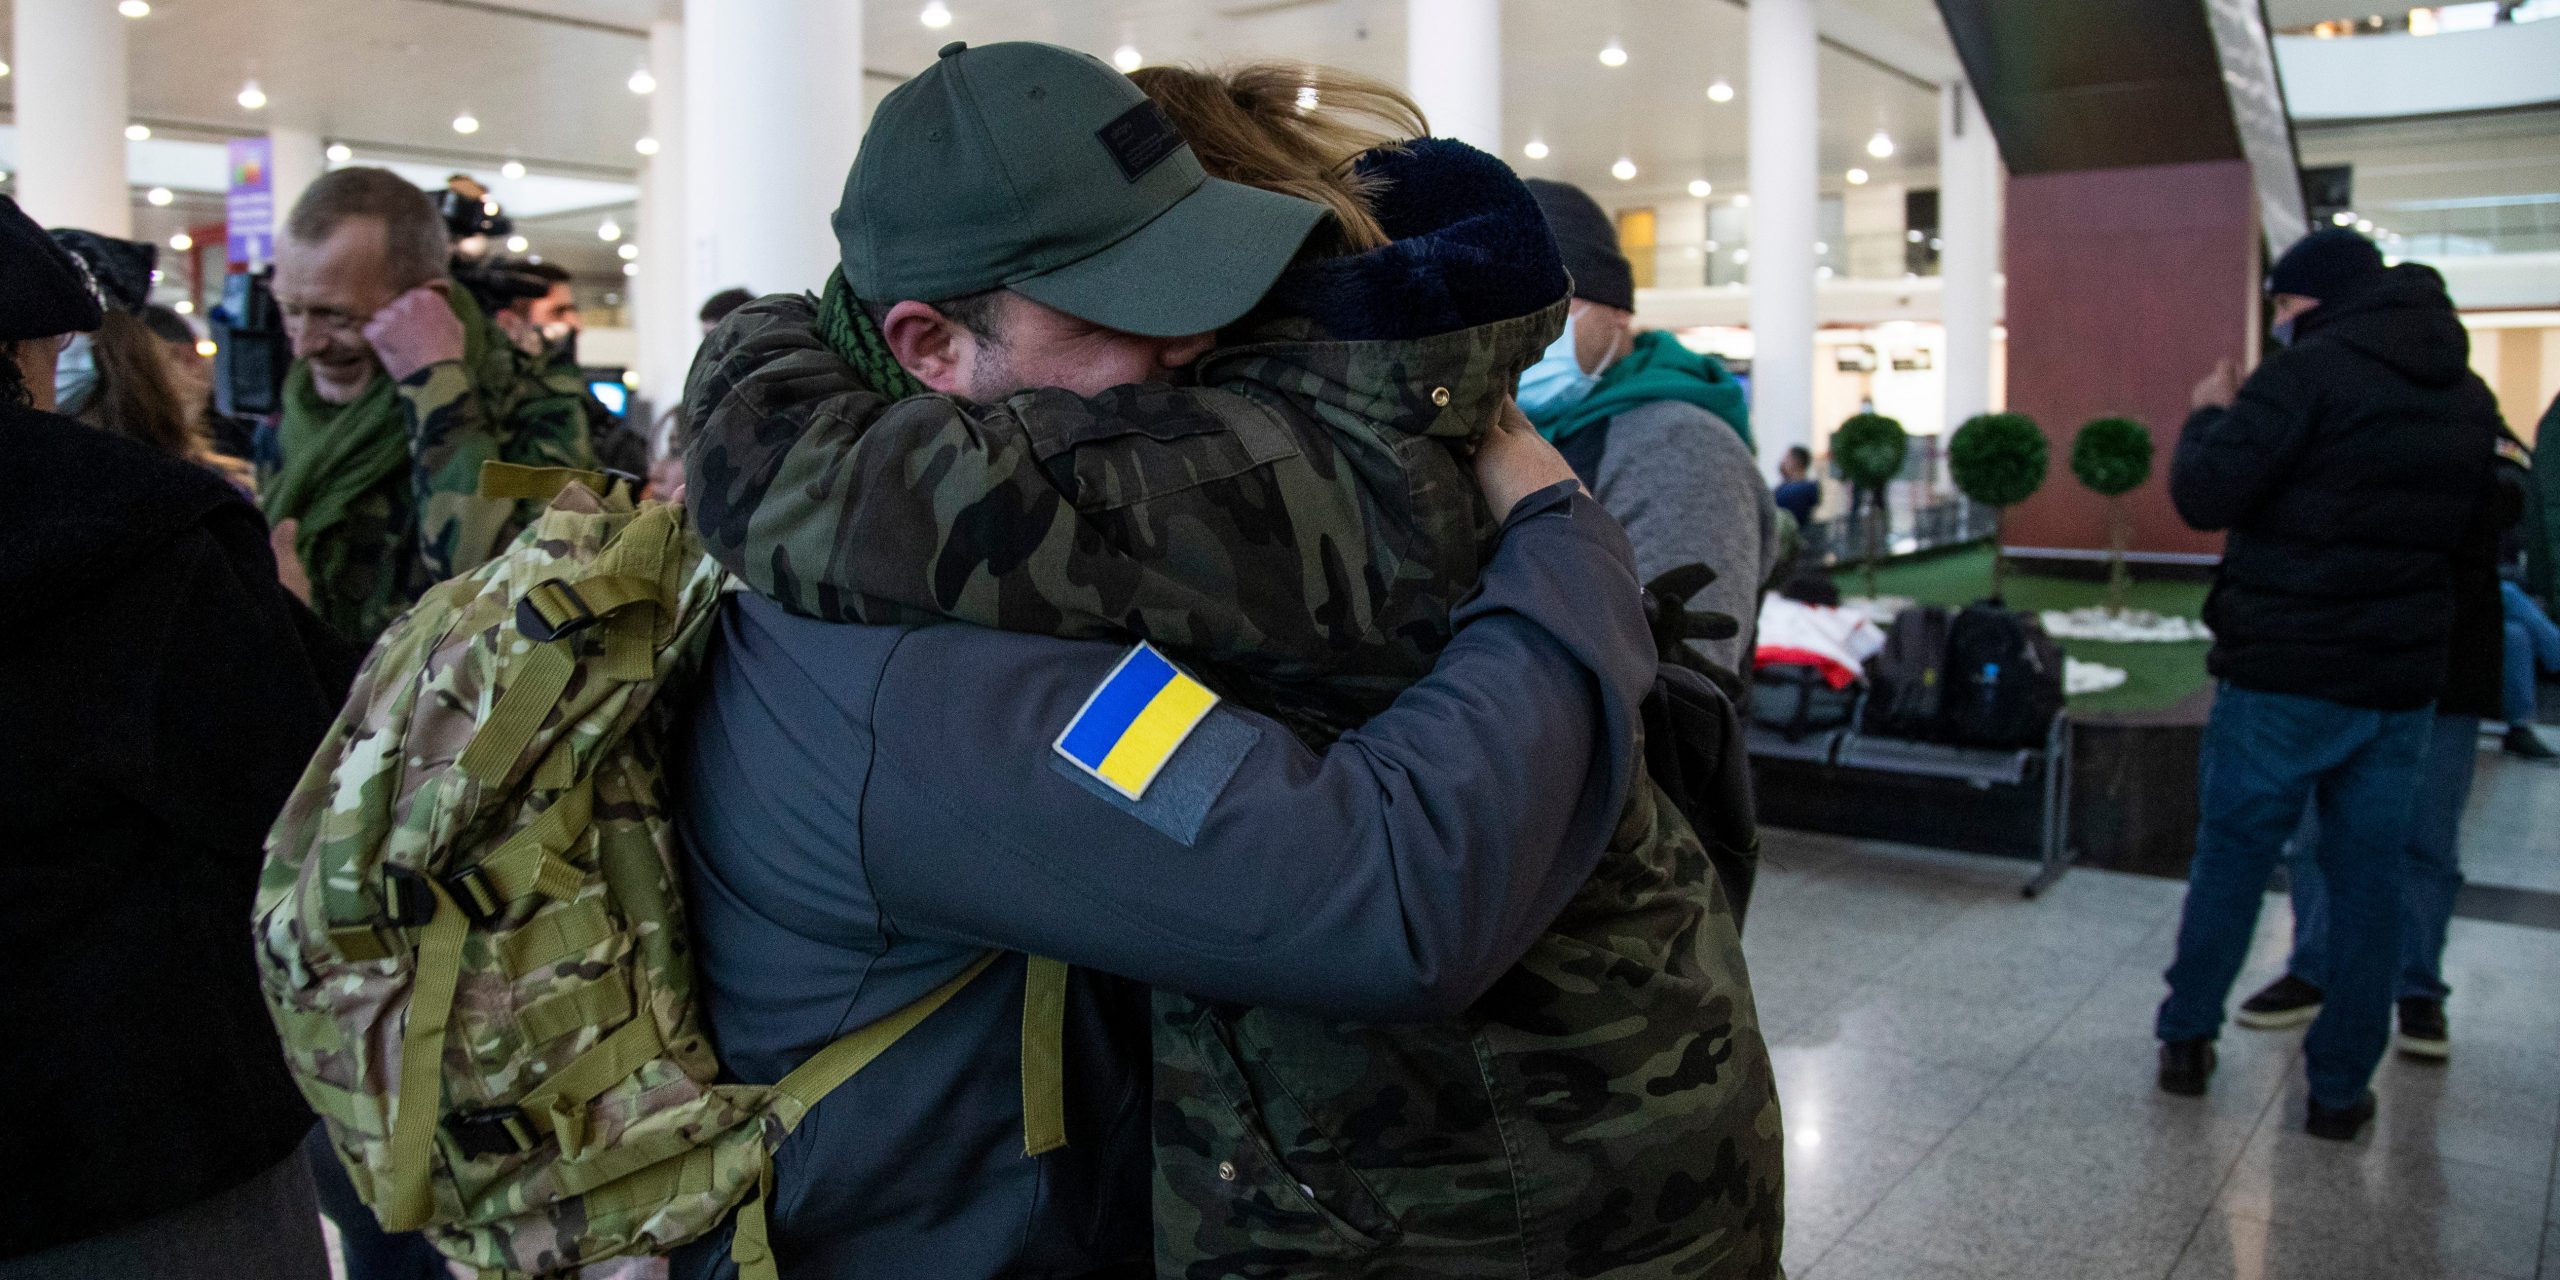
[261,298,597,643]
[254,486,767,1277]
[681,281,1785,1274]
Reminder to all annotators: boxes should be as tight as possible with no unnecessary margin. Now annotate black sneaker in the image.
[2396,997,2450,1060]
[2505,725,2559,762]
[2306,1090,2377,1141]
[2235,975,2325,1029]
[2159,1038,2216,1097]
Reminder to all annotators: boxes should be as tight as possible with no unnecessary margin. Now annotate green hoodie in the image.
[1529,328,1754,450]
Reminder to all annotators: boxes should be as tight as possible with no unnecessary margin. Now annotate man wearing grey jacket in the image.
[1522,178,1778,673]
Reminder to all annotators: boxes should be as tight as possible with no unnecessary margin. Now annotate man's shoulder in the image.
[1602,399,1758,473]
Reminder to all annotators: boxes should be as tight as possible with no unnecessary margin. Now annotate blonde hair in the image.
[1130,63,1428,254]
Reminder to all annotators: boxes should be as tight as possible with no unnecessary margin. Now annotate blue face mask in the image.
[1516,314,1603,418]
[54,332,98,416]
[2270,317,2298,347]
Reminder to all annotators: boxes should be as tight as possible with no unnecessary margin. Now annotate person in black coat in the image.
[2152,229,2502,1141]
[0,196,353,1278]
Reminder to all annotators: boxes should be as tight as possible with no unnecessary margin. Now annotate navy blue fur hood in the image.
[1253,137,1570,342]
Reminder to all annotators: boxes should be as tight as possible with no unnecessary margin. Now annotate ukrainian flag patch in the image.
[1054,643,1222,801]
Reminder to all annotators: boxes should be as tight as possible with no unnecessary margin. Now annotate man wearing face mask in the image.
[1523,178,1776,674]
[2155,228,2504,1140]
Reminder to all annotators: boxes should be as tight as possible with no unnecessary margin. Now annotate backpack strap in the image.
[727,951,1073,1280]
[480,459,640,508]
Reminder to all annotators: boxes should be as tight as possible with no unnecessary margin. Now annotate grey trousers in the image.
[0,1140,330,1280]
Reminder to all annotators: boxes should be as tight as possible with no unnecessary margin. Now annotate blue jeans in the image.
[2506,581,2560,725]
[2158,684,2433,1109]
[2285,713,2477,1002]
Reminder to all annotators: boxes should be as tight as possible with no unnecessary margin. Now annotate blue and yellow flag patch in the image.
[1055,643,1222,801]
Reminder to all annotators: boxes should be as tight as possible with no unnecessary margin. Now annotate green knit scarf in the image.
[817,268,929,400]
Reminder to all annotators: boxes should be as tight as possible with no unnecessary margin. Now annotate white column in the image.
[681,0,863,308]
[638,16,691,437]
[1748,0,1818,477]
[267,124,324,223]
[1939,80,2000,435]
[14,0,131,235]
[1406,0,1501,154]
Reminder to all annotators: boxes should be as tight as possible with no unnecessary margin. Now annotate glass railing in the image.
[2355,196,2560,257]
[2281,1,2559,38]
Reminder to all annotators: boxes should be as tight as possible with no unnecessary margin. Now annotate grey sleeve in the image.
[1588,403,1776,671]
[858,484,1655,1022]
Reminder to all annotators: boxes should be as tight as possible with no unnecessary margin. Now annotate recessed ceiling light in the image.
[501,160,526,179]
[169,232,193,251]
[618,242,640,260]
[118,1,150,17]
[1734,248,1751,263]
[125,123,152,141]
[1733,193,1751,207]
[0,60,12,77]
[622,262,640,277]
[1611,156,1638,181]
[1112,45,1143,72]
[174,299,194,315]
[146,186,174,206]
[635,136,660,155]
[1846,167,1870,185]
[326,143,353,163]
[920,0,953,28]
[628,66,657,95]
[1523,139,1550,160]
[452,112,481,135]
[1598,41,1628,67]
[196,339,217,357]
[597,218,622,242]
[1707,79,1735,103]
[1866,129,1895,159]
[1296,85,1320,112]
[2332,210,2355,226]
[506,234,530,253]
[1907,228,1925,243]
[1819,265,1835,278]
[237,79,267,110]
[1687,179,1713,198]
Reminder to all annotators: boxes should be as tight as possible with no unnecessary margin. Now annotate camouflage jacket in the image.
[682,139,1784,1276]
[262,322,596,642]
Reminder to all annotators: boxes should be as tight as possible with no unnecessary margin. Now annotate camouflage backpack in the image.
[253,464,1065,1278]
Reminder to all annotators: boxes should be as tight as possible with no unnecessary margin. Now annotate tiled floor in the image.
[1750,754,2560,1280]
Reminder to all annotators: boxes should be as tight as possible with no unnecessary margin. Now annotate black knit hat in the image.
[2267,227,2385,302]
[0,196,105,340]
[1525,178,1636,312]
[51,228,158,314]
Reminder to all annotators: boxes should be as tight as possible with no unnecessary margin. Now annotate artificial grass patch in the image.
[1832,543,2211,716]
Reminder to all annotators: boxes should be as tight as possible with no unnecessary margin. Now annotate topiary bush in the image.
[1949,412,2049,598]
[2071,416,2155,613]
[1832,412,1909,599]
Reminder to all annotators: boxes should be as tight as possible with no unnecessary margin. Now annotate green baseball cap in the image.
[834,40,1329,338]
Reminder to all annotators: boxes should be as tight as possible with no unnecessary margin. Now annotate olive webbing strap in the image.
[479,460,623,506]
[457,642,576,786]
[380,877,468,1233]
[1020,956,1070,1156]
[515,1010,665,1162]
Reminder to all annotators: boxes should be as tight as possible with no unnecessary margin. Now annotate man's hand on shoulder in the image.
[364,284,468,383]
[1475,398,1581,519]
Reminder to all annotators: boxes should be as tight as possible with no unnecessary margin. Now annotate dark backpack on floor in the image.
[1943,602,2066,748]
[1749,663,1861,743]
[1864,604,1953,739]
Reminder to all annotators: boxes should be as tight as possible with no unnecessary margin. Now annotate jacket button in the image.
[1217,1161,1237,1182]
[1431,386,1452,407]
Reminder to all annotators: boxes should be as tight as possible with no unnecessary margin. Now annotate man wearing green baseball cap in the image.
[820,39,1328,402]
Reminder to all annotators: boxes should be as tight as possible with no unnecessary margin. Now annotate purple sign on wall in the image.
[226,137,274,266]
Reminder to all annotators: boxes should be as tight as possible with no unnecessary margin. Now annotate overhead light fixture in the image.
[635,136,660,155]
[597,218,623,242]
[1818,265,1835,279]
[1733,248,1751,263]
[1611,156,1638,181]
[125,123,152,141]
[237,79,267,110]
[618,242,640,260]
[118,0,150,16]
[920,0,953,28]
[1929,236,1944,250]
[1112,45,1143,72]
[1866,129,1895,159]
[146,186,174,206]
[1814,241,1829,254]
[1523,138,1550,160]
[1296,85,1320,112]
[1846,167,1870,185]
[1688,179,1713,198]
[2332,210,2356,226]
[1907,228,1925,243]
[506,234,530,253]
[169,232,193,252]
[1733,193,1751,207]
[628,65,658,95]
[1598,40,1628,67]
[326,142,353,163]
[196,339,217,357]
[1707,79,1735,103]
[452,111,481,135]
[0,60,12,77]
[501,160,526,179]
[622,262,640,277]
[174,299,194,315]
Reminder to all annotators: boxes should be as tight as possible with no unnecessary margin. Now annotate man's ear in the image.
[879,300,974,396]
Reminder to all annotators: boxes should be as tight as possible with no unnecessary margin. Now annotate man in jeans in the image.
[2155,229,2501,1140]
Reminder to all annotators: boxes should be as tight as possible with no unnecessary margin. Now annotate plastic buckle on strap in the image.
[444,1106,540,1160]
[380,866,440,928]
[517,580,597,643]
[446,864,506,927]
